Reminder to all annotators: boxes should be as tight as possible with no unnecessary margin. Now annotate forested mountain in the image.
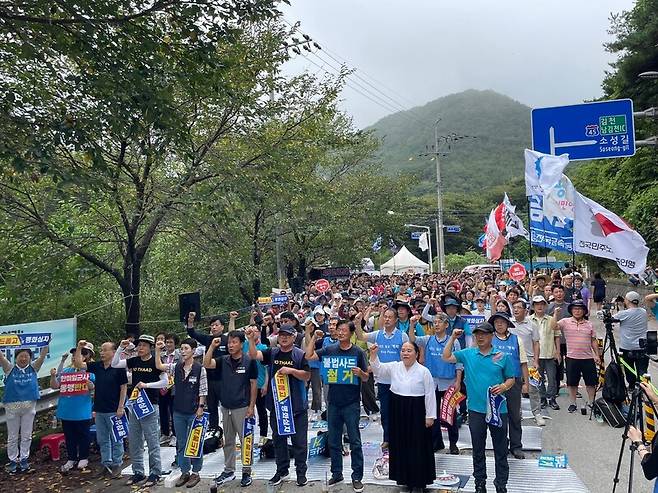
[367,89,531,192]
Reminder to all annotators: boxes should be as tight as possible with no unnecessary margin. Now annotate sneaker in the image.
[449,444,460,455]
[5,461,17,474]
[241,474,253,487]
[258,436,268,447]
[101,464,113,477]
[310,411,320,422]
[576,391,582,398]
[169,435,177,447]
[353,479,364,492]
[144,474,160,487]
[125,473,147,485]
[511,449,525,460]
[175,473,190,487]
[159,433,169,443]
[187,473,201,488]
[111,465,123,479]
[269,471,289,486]
[475,482,487,493]
[171,459,179,468]
[495,485,508,493]
[541,398,548,409]
[534,413,546,426]
[19,459,32,473]
[370,412,380,422]
[60,460,76,473]
[568,404,578,413]
[328,475,344,486]
[215,470,236,486]
[297,474,308,486]
[549,399,560,410]
[77,459,89,470]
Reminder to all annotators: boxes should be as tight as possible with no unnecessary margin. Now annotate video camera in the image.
[598,302,658,356]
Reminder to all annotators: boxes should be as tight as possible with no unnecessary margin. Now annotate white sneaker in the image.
[169,435,177,447]
[159,434,169,443]
[310,411,319,422]
[77,459,89,469]
[60,460,76,473]
[534,413,546,426]
[370,413,380,422]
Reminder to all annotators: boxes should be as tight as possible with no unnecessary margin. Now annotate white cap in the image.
[625,291,641,304]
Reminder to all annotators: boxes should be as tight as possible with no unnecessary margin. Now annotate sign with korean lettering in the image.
[184,412,209,458]
[59,371,90,396]
[111,414,129,442]
[241,416,255,466]
[0,318,76,387]
[272,372,295,436]
[126,387,155,420]
[320,355,358,385]
[462,315,486,328]
[308,433,327,457]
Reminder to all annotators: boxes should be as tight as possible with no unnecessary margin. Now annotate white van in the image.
[461,264,502,274]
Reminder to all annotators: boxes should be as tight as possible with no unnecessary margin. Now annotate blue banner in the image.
[320,355,359,385]
[272,372,295,436]
[0,318,76,387]
[528,194,573,252]
[184,412,209,458]
[308,433,327,458]
[127,388,155,420]
[486,386,506,428]
[111,414,129,442]
[241,416,255,466]
[462,315,485,327]
[538,454,568,468]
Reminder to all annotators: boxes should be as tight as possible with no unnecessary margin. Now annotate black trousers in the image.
[468,411,509,488]
[361,373,379,415]
[256,392,268,438]
[207,378,222,430]
[503,378,523,452]
[158,391,175,436]
[62,419,91,461]
[270,411,308,476]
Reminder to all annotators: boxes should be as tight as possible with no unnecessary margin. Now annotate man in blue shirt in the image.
[443,322,515,493]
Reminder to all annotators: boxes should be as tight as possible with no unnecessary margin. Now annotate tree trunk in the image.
[296,254,307,283]
[123,259,141,336]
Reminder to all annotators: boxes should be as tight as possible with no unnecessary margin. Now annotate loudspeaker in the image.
[179,292,201,323]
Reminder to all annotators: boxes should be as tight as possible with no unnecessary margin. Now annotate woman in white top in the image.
[371,341,437,492]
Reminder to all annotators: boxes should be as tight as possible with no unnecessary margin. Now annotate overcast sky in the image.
[281,0,636,128]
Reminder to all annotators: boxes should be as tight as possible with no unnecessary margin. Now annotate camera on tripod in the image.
[597,302,658,356]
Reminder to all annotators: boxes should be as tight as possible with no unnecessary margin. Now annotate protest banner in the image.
[241,416,255,466]
[184,412,209,458]
[320,355,358,385]
[0,318,76,386]
[126,387,155,420]
[111,414,129,442]
[59,371,90,396]
[272,372,295,436]
[439,385,466,426]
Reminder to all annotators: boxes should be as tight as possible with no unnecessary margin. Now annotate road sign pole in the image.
[435,123,446,273]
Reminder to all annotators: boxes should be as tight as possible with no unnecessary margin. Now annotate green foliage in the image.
[443,251,489,272]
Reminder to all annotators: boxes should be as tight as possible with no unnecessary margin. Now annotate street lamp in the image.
[404,223,433,274]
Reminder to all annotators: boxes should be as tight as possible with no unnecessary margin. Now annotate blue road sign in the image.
[410,231,423,240]
[531,99,635,161]
[445,225,461,233]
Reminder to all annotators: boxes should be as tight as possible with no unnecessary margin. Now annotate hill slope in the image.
[368,89,531,192]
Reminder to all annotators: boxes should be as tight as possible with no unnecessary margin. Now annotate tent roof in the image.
[380,246,429,272]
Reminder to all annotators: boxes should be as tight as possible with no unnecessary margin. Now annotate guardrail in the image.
[0,388,60,425]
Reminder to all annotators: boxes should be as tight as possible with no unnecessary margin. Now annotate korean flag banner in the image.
[241,416,256,467]
[110,414,129,442]
[126,387,155,420]
[272,372,296,436]
[184,412,209,459]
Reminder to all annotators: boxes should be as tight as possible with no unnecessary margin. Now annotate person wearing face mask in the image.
[155,338,207,488]
[112,334,169,487]
[1,344,49,474]
[370,341,436,493]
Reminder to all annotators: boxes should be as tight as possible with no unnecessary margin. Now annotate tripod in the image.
[589,318,622,421]
[612,382,657,493]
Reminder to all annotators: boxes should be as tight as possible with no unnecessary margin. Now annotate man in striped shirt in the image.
[549,300,600,413]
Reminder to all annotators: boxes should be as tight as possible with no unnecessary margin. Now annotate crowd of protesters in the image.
[2,266,656,493]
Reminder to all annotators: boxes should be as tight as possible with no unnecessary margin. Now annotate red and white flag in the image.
[485,208,507,261]
[574,193,649,274]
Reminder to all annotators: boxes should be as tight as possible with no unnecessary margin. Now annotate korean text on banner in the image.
[320,355,359,385]
[111,414,129,443]
[462,315,485,328]
[528,193,573,252]
[241,416,255,466]
[184,412,209,458]
[59,371,90,396]
[439,385,466,426]
[272,372,296,436]
[309,433,327,457]
[0,318,76,387]
[126,387,155,420]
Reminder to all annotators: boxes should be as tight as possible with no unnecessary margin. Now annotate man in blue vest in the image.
[489,312,528,460]
[355,307,408,450]
[442,322,516,493]
[442,294,471,422]
[409,312,462,454]
[393,299,425,336]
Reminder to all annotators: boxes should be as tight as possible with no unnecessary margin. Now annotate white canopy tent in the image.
[379,246,430,275]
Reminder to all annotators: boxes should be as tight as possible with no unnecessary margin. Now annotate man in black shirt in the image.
[112,334,168,487]
[306,320,369,493]
[74,341,127,478]
[186,311,227,432]
[204,331,257,488]
[248,324,311,487]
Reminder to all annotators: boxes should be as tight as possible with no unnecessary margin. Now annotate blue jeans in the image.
[173,412,203,474]
[377,383,391,443]
[95,412,124,467]
[128,407,161,477]
[327,401,363,481]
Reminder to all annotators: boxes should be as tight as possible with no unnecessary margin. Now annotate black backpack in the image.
[602,361,627,403]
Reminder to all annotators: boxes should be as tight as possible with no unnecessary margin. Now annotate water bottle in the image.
[50,414,58,429]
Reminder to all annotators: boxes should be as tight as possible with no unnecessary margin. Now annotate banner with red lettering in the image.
[439,385,466,426]
[59,371,90,396]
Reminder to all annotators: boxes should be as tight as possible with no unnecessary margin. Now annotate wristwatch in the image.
[198,403,206,409]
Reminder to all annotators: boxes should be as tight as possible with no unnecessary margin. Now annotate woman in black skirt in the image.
[370,341,436,492]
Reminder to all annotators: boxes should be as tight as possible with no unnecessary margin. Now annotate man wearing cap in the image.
[355,307,408,450]
[440,294,472,350]
[473,294,491,319]
[510,300,543,425]
[113,334,169,487]
[550,300,600,413]
[489,312,529,459]
[562,273,577,303]
[529,296,561,411]
[393,298,425,336]
[442,322,515,493]
[410,312,462,454]
[306,306,328,420]
[186,312,227,433]
[616,291,649,387]
[548,285,569,384]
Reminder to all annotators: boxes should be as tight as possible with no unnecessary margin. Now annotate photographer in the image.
[616,291,649,388]
[628,382,658,482]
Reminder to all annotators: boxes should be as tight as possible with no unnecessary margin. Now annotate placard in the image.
[59,371,90,396]
[320,355,358,385]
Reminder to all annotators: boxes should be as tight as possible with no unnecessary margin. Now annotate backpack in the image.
[602,361,626,403]
[259,438,276,459]
[203,427,223,454]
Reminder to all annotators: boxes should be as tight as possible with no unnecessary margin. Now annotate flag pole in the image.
[527,197,534,274]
